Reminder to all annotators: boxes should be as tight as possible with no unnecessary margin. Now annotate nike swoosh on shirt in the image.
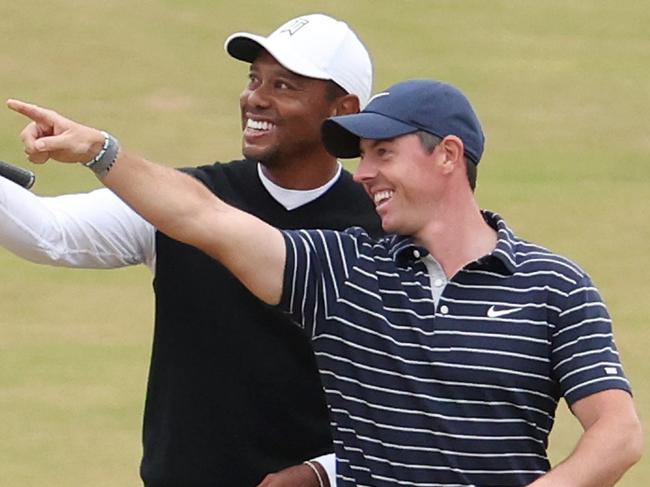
[487,305,523,318]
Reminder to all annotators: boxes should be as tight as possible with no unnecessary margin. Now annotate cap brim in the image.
[321,113,417,158]
[224,32,329,80]
[225,33,266,63]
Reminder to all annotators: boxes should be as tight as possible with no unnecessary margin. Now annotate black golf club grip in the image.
[0,160,36,189]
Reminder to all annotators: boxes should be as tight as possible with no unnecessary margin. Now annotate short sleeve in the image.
[551,274,631,405]
[279,228,357,337]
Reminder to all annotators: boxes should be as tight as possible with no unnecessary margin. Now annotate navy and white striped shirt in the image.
[279,211,630,487]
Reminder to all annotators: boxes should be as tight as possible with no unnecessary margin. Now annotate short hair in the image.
[465,158,477,192]
[415,130,442,154]
[325,80,348,102]
[415,130,477,192]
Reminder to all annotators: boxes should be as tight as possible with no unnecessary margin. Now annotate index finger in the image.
[6,99,57,127]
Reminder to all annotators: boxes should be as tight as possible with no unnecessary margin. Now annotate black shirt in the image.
[141,159,381,486]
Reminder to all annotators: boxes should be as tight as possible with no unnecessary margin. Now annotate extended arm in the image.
[0,178,154,270]
[7,99,286,304]
[104,146,286,303]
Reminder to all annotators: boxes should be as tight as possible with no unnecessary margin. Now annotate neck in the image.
[259,152,339,190]
[414,197,497,279]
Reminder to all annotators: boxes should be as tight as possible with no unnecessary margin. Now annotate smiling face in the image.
[354,133,447,237]
[239,50,342,169]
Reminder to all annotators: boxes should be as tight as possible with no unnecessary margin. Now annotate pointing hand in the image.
[7,99,104,165]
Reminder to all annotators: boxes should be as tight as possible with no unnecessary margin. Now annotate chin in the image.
[243,144,279,164]
[381,218,409,236]
[381,220,395,233]
[243,147,266,161]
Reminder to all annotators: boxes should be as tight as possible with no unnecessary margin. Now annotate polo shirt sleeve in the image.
[551,273,632,406]
[278,228,356,337]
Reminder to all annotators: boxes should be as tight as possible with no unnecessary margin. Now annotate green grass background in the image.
[1,0,648,485]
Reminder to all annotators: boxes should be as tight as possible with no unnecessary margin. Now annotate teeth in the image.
[246,119,275,131]
[373,190,393,205]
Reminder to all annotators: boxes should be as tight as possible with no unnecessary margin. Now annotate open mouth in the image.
[245,118,276,133]
[373,190,394,207]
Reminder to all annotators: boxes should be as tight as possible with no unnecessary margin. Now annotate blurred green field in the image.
[1,0,648,485]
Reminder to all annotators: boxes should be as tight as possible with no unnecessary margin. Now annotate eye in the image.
[376,146,391,158]
[247,73,260,89]
[275,80,292,90]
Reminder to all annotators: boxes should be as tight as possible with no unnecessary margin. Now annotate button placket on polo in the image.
[421,254,448,310]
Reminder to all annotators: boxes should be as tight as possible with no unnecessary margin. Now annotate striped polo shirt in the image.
[279,211,630,487]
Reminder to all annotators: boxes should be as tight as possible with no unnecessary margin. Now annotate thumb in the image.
[34,135,57,152]
[45,127,106,163]
[22,134,65,165]
[32,132,94,163]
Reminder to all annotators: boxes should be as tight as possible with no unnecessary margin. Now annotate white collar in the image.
[257,162,342,210]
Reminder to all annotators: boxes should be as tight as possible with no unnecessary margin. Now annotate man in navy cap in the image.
[8,78,642,486]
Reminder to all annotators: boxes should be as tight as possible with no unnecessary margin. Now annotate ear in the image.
[331,94,361,116]
[438,135,465,175]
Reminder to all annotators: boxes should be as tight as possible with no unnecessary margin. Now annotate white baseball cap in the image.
[224,14,373,107]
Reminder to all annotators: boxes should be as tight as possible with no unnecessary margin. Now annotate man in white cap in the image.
[1,14,380,487]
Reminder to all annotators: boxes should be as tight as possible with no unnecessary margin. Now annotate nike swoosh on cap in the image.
[486,305,523,318]
[367,92,389,104]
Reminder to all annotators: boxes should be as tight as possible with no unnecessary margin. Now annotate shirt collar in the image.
[482,210,518,273]
[257,162,342,210]
[387,211,519,273]
[387,235,427,266]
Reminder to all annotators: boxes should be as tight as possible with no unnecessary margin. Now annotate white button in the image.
[433,278,444,287]
[413,249,421,259]
[440,305,449,315]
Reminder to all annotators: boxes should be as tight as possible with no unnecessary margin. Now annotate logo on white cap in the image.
[278,18,309,36]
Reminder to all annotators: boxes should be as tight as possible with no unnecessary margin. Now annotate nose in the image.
[242,82,271,110]
[353,156,377,184]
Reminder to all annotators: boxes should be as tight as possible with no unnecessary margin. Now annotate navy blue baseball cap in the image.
[322,79,485,164]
